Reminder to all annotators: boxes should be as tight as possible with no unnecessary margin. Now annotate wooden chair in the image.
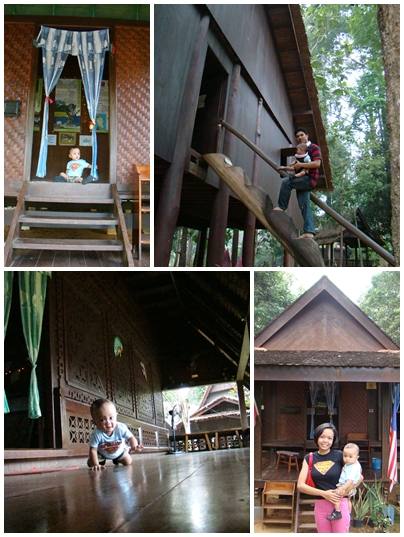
[276,450,299,472]
[346,433,370,465]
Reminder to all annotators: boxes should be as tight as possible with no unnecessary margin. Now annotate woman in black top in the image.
[297,423,362,533]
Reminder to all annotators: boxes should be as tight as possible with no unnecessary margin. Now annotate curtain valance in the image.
[35,26,110,55]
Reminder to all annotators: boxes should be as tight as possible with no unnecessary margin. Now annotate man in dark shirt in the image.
[275,127,322,239]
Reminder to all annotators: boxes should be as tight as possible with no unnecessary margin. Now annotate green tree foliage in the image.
[302,4,391,249]
[254,271,303,334]
[358,271,400,346]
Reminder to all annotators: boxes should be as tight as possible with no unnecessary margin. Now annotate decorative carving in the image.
[69,415,94,444]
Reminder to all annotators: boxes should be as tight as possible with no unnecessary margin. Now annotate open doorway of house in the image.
[306,381,339,438]
[31,47,110,182]
[191,47,228,156]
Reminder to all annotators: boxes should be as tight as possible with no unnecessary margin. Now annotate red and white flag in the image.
[388,383,400,492]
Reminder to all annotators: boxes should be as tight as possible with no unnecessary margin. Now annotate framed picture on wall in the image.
[59,132,76,146]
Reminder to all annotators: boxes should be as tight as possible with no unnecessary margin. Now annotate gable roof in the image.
[255,276,398,352]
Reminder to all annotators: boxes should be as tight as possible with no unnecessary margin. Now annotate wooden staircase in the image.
[4,181,133,267]
[294,490,317,532]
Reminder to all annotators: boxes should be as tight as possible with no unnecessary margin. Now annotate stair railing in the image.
[218,118,396,267]
[111,184,134,267]
[4,181,28,267]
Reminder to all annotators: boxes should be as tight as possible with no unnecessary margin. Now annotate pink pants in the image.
[314,497,350,533]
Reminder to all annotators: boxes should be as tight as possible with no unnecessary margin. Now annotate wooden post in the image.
[231,229,239,266]
[194,227,207,267]
[237,380,249,432]
[243,97,263,266]
[254,382,262,480]
[206,63,241,266]
[154,15,210,266]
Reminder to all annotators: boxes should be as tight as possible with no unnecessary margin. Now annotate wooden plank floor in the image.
[10,246,150,267]
[5,449,250,533]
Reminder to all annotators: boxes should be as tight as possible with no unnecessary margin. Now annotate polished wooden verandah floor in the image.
[5,449,250,533]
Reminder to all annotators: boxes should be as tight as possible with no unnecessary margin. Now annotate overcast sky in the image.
[280,267,399,304]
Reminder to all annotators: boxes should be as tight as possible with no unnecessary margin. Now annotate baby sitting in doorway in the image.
[54,146,96,184]
[87,398,143,471]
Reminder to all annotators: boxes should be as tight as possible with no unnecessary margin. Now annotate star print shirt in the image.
[305,449,343,490]
[66,159,91,178]
[89,422,134,460]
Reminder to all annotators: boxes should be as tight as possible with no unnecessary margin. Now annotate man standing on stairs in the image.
[274,127,322,239]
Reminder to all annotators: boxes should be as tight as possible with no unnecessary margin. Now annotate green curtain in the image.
[19,271,51,419]
[4,271,14,413]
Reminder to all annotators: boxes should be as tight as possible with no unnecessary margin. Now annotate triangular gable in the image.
[191,396,239,419]
[255,276,398,352]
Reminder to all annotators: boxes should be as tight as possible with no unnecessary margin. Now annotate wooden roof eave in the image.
[255,364,399,383]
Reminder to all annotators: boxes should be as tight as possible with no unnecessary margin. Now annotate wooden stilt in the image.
[154,15,210,266]
[243,97,263,267]
[206,64,241,267]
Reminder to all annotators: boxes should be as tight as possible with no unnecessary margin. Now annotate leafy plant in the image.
[351,487,370,520]
[363,477,392,532]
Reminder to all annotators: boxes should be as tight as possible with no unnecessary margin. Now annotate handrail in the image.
[111,184,134,267]
[218,118,396,267]
[4,180,29,267]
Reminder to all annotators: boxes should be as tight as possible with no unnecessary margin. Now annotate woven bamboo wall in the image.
[4,23,36,182]
[115,26,150,184]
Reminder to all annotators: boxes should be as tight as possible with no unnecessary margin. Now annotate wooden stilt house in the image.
[154,4,333,267]
[254,276,399,486]
[4,5,150,267]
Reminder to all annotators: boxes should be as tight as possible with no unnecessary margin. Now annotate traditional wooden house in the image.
[4,5,150,267]
[315,208,386,267]
[5,271,250,533]
[154,4,333,267]
[254,276,399,487]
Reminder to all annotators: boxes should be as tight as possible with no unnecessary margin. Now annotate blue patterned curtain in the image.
[324,381,337,425]
[4,271,14,413]
[18,272,51,419]
[76,29,110,179]
[34,27,71,177]
[35,27,109,179]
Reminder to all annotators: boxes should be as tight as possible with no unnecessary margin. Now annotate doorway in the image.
[306,382,339,438]
[191,47,228,156]
[30,47,110,182]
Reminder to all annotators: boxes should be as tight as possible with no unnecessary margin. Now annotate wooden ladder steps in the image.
[19,214,118,227]
[13,238,123,252]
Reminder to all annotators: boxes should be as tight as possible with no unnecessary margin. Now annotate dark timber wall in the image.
[49,273,167,452]
[154,4,302,226]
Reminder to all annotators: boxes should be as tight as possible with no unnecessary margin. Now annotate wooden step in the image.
[299,510,315,516]
[25,196,114,204]
[19,215,118,227]
[299,499,316,505]
[263,517,293,524]
[298,523,317,529]
[13,238,123,252]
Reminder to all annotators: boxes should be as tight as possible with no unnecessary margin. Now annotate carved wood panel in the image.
[51,274,164,441]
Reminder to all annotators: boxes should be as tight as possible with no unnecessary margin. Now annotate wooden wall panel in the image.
[4,23,36,182]
[263,295,385,352]
[339,383,369,442]
[50,273,165,450]
[115,26,150,184]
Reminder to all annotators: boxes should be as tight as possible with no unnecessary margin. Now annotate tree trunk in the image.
[378,5,400,265]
